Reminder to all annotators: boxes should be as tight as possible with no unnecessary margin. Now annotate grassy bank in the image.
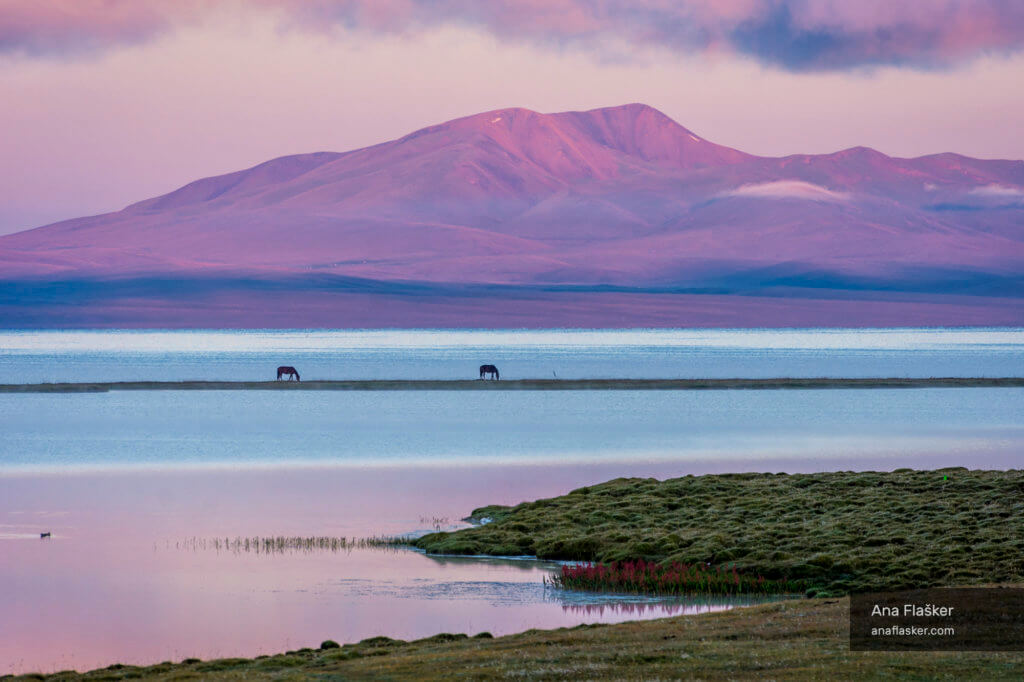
[9,597,1024,680]
[3,377,1024,392]
[414,469,1024,596]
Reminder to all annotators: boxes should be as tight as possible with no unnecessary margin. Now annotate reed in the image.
[419,516,452,531]
[548,559,801,596]
[173,535,414,555]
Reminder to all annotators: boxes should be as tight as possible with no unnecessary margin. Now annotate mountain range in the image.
[3,103,1023,327]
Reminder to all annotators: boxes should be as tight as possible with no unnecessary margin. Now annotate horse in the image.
[479,364,500,380]
[276,366,300,381]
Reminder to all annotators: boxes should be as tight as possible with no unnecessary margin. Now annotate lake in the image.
[2,328,1022,383]
[0,466,777,674]
[1,328,1022,674]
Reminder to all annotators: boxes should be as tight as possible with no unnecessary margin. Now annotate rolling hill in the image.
[3,103,1023,327]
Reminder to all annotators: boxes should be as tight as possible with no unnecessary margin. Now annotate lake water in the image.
[2,328,1022,383]
[2,388,1023,473]
[1,328,1022,673]
[1,467,774,674]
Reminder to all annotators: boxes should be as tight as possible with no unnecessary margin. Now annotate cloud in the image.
[968,184,1024,199]
[2,1,1023,71]
[928,183,1024,211]
[720,180,850,202]
[0,1,206,57]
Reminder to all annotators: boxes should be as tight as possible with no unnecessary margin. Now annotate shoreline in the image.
[414,468,1024,596]
[3,377,1024,393]
[8,597,1024,680]
[8,468,1024,677]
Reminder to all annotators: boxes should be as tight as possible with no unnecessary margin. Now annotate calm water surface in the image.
[1,328,1022,382]
[2,328,1022,673]
[2,388,1022,472]
[2,467,769,674]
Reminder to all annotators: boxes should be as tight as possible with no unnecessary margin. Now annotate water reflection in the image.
[420,553,560,571]
[560,602,721,617]
[164,535,771,617]
[555,593,788,617]
[168,535,412,555]
[0,455,1009,673]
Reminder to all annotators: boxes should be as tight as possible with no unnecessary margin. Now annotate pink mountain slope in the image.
[2,104,1024,327]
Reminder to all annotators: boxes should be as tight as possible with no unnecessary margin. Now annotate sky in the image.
[2,0,1024,235]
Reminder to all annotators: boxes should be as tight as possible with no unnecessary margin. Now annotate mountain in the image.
[3,103,1024,327]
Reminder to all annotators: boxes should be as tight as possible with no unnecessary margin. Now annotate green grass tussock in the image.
[414,468,1024,595]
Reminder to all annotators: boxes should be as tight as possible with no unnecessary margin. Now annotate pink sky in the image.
[2,0,1024,235]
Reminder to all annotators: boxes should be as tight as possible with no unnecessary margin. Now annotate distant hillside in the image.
[2,104,1023,327]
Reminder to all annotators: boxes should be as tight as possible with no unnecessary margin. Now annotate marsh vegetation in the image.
[416,468,1024,596]
[548,559,802,595]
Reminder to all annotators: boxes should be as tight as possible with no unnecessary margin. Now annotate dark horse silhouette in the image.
[276,366,300,381]
[479,364,500,380]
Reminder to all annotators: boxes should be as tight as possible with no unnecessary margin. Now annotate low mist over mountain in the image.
[3,104,1023,327]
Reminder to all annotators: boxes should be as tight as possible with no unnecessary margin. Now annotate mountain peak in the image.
[829,146,889,161]
[553,103,750,167]
[379,103,751,189]
[434,102,675,129]
[3,102,1023,317]
[409,103,749,172]
[575,102,687,127]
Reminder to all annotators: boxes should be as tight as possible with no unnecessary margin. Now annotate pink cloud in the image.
[968,184,1024,199]
[0,0,206,56]
[720,180,850,202]
[2,1,1023,71]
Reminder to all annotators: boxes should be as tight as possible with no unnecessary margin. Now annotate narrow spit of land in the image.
[415,469,1024,596]
[2,377,1024,393]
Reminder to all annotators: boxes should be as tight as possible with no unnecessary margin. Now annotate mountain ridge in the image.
[3,103,1023,327]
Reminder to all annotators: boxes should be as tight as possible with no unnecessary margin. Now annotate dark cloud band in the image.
[2,0,1023,71]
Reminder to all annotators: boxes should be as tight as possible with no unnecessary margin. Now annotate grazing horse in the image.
[276,366,300,381]
[479,364,500,380]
